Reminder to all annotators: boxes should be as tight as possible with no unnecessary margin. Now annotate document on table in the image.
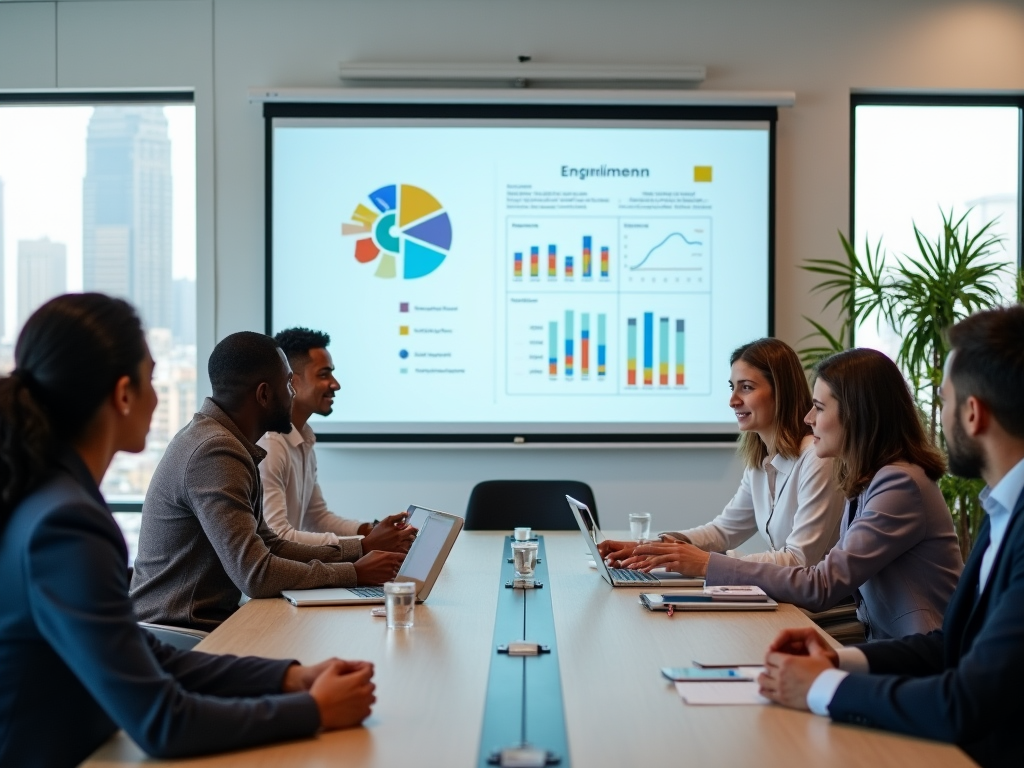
[675,667,769,705]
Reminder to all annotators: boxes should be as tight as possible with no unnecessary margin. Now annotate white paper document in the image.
[675,667,769,706]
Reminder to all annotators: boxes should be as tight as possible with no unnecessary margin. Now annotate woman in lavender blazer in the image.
[619,348,963,640]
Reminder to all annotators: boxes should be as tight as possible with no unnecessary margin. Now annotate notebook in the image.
[565,495,704,588]
[281,506,463,606]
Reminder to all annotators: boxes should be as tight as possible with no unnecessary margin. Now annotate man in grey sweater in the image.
[131,332,404,632]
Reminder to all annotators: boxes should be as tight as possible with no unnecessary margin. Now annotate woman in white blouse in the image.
[600,338,845,567]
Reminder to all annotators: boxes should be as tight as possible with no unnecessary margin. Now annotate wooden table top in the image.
[86,531,974,767]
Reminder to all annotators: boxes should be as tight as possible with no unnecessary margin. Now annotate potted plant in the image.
[800,208,1012,560]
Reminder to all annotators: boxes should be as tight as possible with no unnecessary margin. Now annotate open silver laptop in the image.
[281,506,464,606]
[566,495,704,588]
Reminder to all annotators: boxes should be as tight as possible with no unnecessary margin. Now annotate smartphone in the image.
[660,667,753,682]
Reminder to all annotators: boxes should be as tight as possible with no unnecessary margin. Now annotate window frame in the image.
[849,92,1024,346]
[0,89,198,513]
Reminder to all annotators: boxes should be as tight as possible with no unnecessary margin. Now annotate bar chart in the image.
[507,217,619,292]
[625,312,687,388]
[512,234,612,282]
[545,310,608,381]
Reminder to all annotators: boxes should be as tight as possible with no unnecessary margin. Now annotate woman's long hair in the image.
[732,338,813,469]
[814,348,945,498]
[0,293,146,530]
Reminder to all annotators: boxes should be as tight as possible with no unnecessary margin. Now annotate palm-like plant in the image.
[800,208,1010,559]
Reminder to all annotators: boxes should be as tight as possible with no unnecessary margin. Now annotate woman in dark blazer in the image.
[0,294,375,768]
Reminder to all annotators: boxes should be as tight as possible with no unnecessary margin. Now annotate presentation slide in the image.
[271,117,770,436]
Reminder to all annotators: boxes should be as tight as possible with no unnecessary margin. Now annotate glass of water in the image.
[629,512,652,543]
[383,581,416,629]
[511,540,539,578]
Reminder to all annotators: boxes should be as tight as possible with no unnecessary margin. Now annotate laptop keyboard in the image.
[610,568,658,583]
[350,587,386,598]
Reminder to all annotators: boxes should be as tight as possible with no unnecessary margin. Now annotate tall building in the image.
[0,177,5,341]
[82,107,173,330]
[17,238,67,330]
[172,277,196,344]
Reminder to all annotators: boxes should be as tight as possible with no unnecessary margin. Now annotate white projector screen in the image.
[267,102,775,442]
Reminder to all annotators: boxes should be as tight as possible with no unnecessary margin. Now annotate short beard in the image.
[267,392,294,435]
[947,414,985,480]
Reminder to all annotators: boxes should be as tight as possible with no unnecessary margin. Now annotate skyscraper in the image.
[82,107,173,330]
[18,238,67,330]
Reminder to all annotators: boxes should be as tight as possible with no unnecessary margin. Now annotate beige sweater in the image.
[131,398,362,631]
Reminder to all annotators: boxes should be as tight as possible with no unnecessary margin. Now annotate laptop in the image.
[565,495,704,588]
[281,506,464,606]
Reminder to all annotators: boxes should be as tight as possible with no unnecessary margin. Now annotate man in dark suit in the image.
[757,304,1024,768]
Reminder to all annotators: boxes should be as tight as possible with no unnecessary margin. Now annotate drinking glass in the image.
[511,540,539,578]
[629,512,652,543]
[384,581,416,629]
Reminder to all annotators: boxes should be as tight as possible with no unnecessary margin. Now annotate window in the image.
[851,94,1023,356]
[0,94,196,521]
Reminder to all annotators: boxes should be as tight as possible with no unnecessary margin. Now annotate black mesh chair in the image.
[464,480,598,531]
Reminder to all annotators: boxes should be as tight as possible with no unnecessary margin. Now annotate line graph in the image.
[620,217,711,290]
[629,232,704,270]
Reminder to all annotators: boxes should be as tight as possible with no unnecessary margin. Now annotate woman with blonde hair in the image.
[622,348,963,640]
[601,337,845,568]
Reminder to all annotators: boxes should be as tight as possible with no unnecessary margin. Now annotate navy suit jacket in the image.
[0,451,320,768]
[830,487,1024,767]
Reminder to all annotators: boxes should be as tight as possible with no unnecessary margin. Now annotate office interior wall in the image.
[1,0,1022,530]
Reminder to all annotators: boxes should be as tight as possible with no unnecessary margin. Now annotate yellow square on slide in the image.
[399,326,409,336]
[694,166,713,182]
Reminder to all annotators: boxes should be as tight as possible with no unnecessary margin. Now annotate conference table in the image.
[87,532,974,767]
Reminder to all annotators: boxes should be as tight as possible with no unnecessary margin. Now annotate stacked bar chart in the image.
[538,310,609,383]
[625,312,688,388]
[510,233,611,282]
[676,319,686,385]
[580,314,590,379]
[564,310,575,377]
[548,322,558,379]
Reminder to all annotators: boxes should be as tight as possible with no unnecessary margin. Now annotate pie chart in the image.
[342,184,453,279]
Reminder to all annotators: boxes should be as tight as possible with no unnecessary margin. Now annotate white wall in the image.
[2,0,1023,531]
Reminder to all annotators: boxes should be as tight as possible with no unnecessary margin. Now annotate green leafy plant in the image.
[800,208,1011,559]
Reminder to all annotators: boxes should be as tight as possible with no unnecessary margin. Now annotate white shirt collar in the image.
[282,422,316,449]
[985,456,1024,517]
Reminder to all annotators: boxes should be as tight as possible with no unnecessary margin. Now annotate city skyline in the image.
[0,103,197,502]
[84,107,174,331]
[17,237,67,330]
[0,104,195,343]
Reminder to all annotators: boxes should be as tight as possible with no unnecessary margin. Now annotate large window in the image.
[0,94,196,533]
[851,94,1023,355]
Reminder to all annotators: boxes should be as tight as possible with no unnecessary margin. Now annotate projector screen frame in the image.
[264,99,777,445]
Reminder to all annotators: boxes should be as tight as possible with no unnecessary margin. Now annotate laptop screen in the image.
[399,513,456,582]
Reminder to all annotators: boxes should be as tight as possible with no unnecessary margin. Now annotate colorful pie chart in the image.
[342,184,452,279]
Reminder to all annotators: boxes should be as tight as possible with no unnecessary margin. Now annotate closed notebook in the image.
[640,592,778,611]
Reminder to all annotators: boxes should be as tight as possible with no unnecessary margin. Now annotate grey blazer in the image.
[706,462,963,639]
[131,398,364,632]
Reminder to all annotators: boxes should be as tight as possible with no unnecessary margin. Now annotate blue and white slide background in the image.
[271,119,770,433]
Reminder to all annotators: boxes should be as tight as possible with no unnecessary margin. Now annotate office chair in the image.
[138,622,210,652]
[464,480,598,531]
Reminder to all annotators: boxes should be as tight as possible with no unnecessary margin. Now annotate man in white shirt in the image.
[258,328,416,553]
[756,305,1024,768]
